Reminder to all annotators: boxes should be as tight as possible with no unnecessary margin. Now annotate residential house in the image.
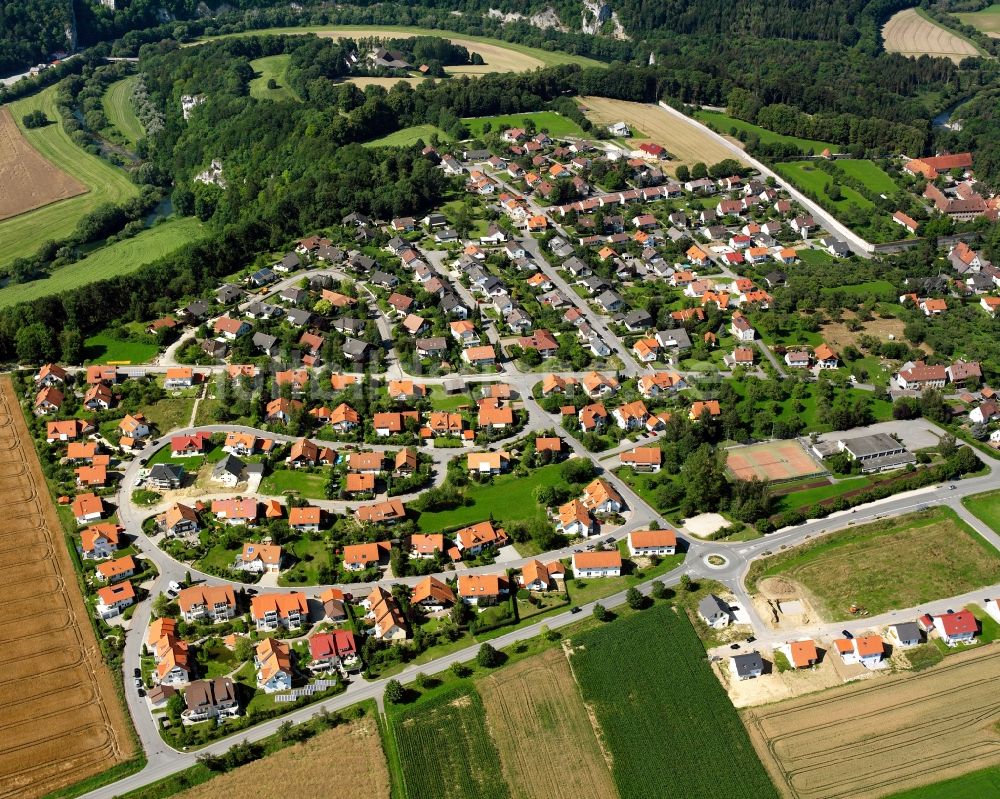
[698,594,731,628]
[620,447,662,472]
[178,585,237,624]
[582,478,623,513]
[467,450,511,475]
[933,610,978,646]
[72,494,105,525]
[183,678,239,722]
[571,550,622,578]
[343,540,391,571]
[458,573,510,607]
[557,498,594,537]
[95,580,135,619]
[255,638,293,693]
[308,630,359,673]
[95,555,136,584]
[730,652,764,680]
[627,529,677,556]
[250,592,308,631]
[411,576,456,611]
[454,520,508,556]
[364,586,408,641]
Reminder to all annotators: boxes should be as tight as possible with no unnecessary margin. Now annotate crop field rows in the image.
[0,376,133,799]
[0,107,85,221]
[744,647,1000,799]
[882,8,981,63]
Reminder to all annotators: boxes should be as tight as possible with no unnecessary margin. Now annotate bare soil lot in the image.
[478,647,618,799]
[0,376,133,799]
[883,8,980,64]
[0,108,86,221]
[174,715,389,799]
[578,96,744,172]
[743,646,1000,799]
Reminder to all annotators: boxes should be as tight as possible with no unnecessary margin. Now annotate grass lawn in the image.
[822,279,896,299]
[746,507,1000,621]
[773,476,870,513]
[138,398,196,433]
[427,385,474,412]
[278,537,330,586]
[82,332,160,365]
[259,468,328,498]
[570,603,780,799]
[364,124,449,147]
[776,161,874,211]
[564,552,686,608]
[201,25,604,67]
[694,109,835,153]
[415,463,564,531]
[0,217,205,309]
[249,55,300,101]
[834,159,899,195]
[196,542,243,574]
[462,111,585,138]
[102,76,145,146]
[961,489,1000,535]
[440,198,491,237]
[884,764,1000,799]
[0,85,139,271]
[796,248,834,265]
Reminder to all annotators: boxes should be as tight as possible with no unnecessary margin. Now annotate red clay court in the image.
[726,440,825,482]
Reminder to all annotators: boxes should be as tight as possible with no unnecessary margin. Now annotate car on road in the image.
[133,667,141,679]
[746,636,756,643]
[729,643,740,650]
[841,630,853,639]
[604,537,615,545]
[950,484,956,490]
[572,548,581,553]
[134,677,142,688]
[570,606,581,614]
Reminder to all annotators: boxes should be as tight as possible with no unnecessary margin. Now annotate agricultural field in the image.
[746,508,1000,620]
[0,376,135,798]
[958,4,1000,36]
[463,112,586,138]
[0,107,85,221]
[415,462,564,530]
[204,26,603,69]
[579,96,743,171]
[477,648,617,799]
[388,686,509,799]
[744,646,1000,799]
[569,604,779,799]
[0,216,204,309]
[886,763,1000,798]
[364,124,449,148]
[962,489,1000,535]
[0,85,139,271]
[882,8,983,63]
[173,715,389,799]
[694,110,835,154]
[249,55,300,102]
[102,77,145,146]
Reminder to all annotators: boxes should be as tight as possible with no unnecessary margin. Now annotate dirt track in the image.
[883,9,979,64]
[0,108,86,221]
[0,376,133,798]
[743,645,1000,799]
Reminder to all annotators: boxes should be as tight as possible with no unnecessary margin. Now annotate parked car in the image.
[570,606,581,614]
[841,630,853,639]
[729,643,740,650]
[133,667,141,679]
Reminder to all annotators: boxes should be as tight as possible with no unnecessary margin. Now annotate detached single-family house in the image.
[698,594,731,628]
[255,638,293,693]
[730,652,764,680]
[627,529,677,556]
[933,610,978,646]
[571,550,622,578]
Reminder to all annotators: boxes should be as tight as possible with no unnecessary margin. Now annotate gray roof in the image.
[253,332,278,351]
[841,433,906,459]
[892,622,922,641]
[343,338,369,358]
[278,252,300,270]
[284,308,312,326]
[596,289,623,309]
[656,328,691,349]
[216,285,243,303]
[334,317,365,335]
[564,256,590,275]
[731,652,763,676]
[623,308,653,327]
[248,267,277,285]
[416,336,447,351]
[213,454,244,478]
[371,270,398,287]
[186,300,210,318]
[149,463,184,481]
[280,287,307,304]
[698,594,730,619]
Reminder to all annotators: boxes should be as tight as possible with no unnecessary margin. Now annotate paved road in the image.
[657,102,874,258]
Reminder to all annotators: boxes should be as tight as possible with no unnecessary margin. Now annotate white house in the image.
[627,529,677,557]
[571,551,622,578]
[933,610,978,646]
[698,594,731,628]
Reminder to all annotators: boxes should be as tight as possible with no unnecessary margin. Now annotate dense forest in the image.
[0,0,73,76]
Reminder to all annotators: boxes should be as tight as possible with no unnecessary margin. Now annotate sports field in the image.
[579,97,743,171]
[478,648,617,799]
[102,77,146,145]
[726,440,825,482]
[958,4,1000,36]
[0,85,139,271]
[746,508,1000,620]
[744,646,1000,799]
[883,8,983,63]
[463,112,585,138]
[694,110,835,154]
[0,376,134,798]
[0,107,85,221]
[0,217,204,309]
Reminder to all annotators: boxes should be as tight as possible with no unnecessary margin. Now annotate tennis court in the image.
[726,440,825,482]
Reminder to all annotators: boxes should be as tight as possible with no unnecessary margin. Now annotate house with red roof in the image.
[933,609,978,646]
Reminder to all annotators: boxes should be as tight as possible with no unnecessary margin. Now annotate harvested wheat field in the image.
[317,30,545,73]
[883,9,980,64]
[0,376,133,799]
[579,96,743,172]
[477,647,617,799]
[174,715,390,799]
[0,108,86,221]
[744,645,1000,799]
